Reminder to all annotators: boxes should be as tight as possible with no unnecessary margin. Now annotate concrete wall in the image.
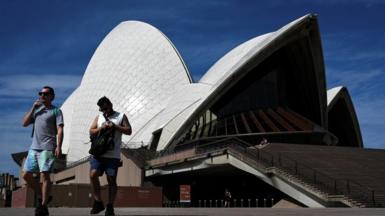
[18,158,26,186]
[12,187,34,208]
[116,153,143,186]
[53,152,143,187]
[12,185,162,207]
[113,186,162,207]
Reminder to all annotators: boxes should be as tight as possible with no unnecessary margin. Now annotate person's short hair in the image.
[97,96,112,107]
[43,86,55,100]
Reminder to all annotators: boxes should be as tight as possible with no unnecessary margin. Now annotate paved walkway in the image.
[1,208,385,216]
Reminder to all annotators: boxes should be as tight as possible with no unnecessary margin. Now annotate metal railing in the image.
[121,141,151,149]
[65,155,91,170]
[63,141,151,170]
[164,197,275,208]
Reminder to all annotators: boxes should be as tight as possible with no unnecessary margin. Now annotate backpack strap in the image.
[53,107,59,117]
[31,123,35,138]
[118,112,124,126]
[30,107,40,138]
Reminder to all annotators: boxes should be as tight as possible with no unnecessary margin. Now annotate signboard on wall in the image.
[180,185,191,203]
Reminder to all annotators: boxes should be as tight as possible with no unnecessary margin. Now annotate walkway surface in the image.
[0,208,385,216]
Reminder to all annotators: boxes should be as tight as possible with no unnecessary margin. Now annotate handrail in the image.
[63,142,151,170]
[65,155,91,169]
[121,141,151,149]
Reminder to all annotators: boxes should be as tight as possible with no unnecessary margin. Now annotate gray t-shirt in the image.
[31,105,64,150]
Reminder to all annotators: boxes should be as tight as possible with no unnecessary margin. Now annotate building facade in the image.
[13,14,385,208]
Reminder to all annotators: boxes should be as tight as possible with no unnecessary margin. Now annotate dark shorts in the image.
[90,156,121,176]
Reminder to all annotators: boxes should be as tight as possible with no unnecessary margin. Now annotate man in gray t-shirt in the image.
[22,86,64,216]
[31,104,64,150]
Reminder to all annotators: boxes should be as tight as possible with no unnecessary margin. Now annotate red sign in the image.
[180,185,191,202]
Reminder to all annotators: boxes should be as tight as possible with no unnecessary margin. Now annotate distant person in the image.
[259,137,269,146]
[89,96,131,216]
[224,188,232,207]
[22,86,64,216]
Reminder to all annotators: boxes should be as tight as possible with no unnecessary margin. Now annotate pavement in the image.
[1,208,385,216]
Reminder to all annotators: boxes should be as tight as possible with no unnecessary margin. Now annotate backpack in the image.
[88,114,115,157]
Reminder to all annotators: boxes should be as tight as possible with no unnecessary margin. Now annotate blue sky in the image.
[1,0,384,176]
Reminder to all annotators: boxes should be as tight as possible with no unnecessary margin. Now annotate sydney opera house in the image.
[12,14,385,208]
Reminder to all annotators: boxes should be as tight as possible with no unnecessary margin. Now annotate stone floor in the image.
[0,208,385,216]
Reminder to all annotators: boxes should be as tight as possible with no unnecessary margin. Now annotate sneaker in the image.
[34,205,40,216]
[35,204,49,216]
[47,195,53,204]
[38,196,53,206]
[105,203,115,216]
[35,200,42,216]
[90,200,105,214]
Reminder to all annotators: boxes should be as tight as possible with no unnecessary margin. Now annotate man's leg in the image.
[89,156,106,214]
[40,172,51,205]
[33,150,54,216]
[104,159,119,216]
[106,175,117,204]
[23,150,42,199]
[90,169,102,201]
[22,172,42,198]
[37,150,55,206]
[89,167,105,215]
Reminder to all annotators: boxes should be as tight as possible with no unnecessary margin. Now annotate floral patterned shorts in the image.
[23,149,55,173]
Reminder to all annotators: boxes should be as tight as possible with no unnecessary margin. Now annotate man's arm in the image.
[89,116,106,136]
[22,100,41,127]
[55,125,64,158]
[114,114,132,135]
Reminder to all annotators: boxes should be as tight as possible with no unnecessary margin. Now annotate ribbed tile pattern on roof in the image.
[199,33,272,85]
[64,21,191,162]
[63,14,321,157]
[154,15,313,151]
[156,84,211,151]
[327,86,343,106]
[60,88,79,154]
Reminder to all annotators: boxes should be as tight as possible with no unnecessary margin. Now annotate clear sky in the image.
[1,0,384,176]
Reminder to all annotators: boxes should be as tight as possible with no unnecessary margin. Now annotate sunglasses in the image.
[38,92,51,96]
[99,106,109,112]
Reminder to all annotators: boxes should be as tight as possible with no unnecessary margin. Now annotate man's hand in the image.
[100,123,108,130]
[100,121,114,130]
[54,146,62,158]
[106,121,115,128]
[22,99,42,127]
[33,99,42,109]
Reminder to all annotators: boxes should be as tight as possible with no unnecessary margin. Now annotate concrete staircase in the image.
[146,137,385,207]
[227,141,385,207]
